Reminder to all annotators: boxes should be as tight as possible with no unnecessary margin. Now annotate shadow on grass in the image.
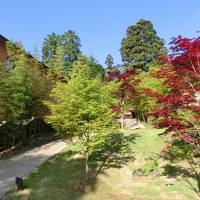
[90,132,135,177]
[5,131,135,200]
[162,164,194,178]
[162,163,200,198]
[161,138,200,197]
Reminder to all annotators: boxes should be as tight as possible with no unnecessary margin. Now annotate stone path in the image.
[0,140,67,199]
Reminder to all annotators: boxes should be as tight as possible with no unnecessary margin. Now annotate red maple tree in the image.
[107,68,139,128]
[147,36,200,146]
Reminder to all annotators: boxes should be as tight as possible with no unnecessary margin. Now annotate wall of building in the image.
[0,39,7,63]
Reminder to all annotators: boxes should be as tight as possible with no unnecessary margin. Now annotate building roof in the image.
[0,34,8,41]
[0,34,48,69]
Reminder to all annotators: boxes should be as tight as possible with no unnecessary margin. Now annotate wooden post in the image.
[15,177,24,190]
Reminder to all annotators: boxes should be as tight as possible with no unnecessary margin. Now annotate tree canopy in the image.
[105,54,114,69]
[45,59,118,177]
[42,30,81,76]
[120,19,166,71]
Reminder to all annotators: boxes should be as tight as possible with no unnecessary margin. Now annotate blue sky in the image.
[1,0,200,66]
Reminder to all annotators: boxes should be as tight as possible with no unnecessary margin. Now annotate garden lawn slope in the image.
[5,128,198,200]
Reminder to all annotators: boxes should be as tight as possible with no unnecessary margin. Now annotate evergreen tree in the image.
[42,32,60,65]
[105,54,114,69]
[48,48,66,81]
[61,31,81,69]
[88,56,105,79]
[120,19,166,71]
[73,55,105,79]
[42,30,81,76]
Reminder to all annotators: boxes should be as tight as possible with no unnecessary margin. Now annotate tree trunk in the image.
[136,111,139,124]
[141,112,146,123]
[12,136,15,147]
[84,133,90,182]
[120,98,125,130]
[121,114,124,130]
[85,148,89,182]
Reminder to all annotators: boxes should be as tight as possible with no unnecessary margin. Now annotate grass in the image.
[130,128,165,157]
[5,128,199,200]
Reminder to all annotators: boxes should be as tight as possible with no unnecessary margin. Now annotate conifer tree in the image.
[105,54,114,69]
[42,30,81,76]
[120,19,166,71]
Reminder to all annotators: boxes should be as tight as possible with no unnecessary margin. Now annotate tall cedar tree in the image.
[120,19,166,71]
[45,59,118,179]
[105,54,114,69]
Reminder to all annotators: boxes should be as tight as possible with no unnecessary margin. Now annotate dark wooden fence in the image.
[0,118,55,152]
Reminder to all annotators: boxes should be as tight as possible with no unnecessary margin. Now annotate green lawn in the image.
[130,128,165,157]
[5,128,198,200]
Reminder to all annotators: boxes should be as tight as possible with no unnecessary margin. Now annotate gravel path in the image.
[0,140,67,199]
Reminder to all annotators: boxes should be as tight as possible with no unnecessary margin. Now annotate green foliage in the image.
[163,138,200,196]
[120,19,166,71]
[3,41,53,121]
[48,48,66,80]
[105,54,114,69]
[27,58,53,118]
[132,63,168,122]
[136,157,158,175]
[60,31,81,67]
[45,59,119,176]
[45,61,118,138]
[42,32,59,65]
[0,41,53,149]
[0,63,8,121]
[42,30,81,76]
[0,53,31,123]
[75,55,105,79]
[167,139,195,161]
[87,56,105,79]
